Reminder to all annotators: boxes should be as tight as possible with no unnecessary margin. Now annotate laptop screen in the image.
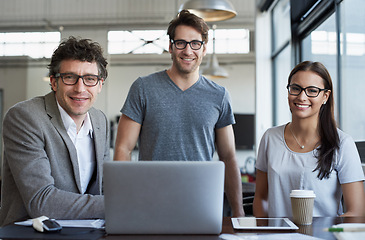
[103,161,225,234]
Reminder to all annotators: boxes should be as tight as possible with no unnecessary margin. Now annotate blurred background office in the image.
[0,0,365,182]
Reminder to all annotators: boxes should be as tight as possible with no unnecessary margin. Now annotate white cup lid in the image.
[290,189,316,198]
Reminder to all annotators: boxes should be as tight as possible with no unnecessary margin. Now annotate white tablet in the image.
[231,217,298,230]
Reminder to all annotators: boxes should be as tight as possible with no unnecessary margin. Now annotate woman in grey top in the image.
[253,61,365,217]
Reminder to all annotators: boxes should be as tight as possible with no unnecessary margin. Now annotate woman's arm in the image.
[341,181,365,216]
[253,169,269,217]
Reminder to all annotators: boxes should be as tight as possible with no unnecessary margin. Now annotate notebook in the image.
[103,161,225,234]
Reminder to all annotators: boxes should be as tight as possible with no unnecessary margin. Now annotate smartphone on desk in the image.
[42,219,62,232]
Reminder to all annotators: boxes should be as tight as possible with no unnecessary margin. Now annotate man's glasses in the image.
[55,73,101,87]
[287,84,328,98]
[171,39,204,50]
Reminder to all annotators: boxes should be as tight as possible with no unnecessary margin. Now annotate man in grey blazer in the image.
[0,37,110,226]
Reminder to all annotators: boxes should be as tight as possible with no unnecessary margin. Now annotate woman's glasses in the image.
[287,84,328,97]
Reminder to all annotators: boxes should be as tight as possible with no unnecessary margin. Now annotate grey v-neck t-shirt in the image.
[121,70,235,161]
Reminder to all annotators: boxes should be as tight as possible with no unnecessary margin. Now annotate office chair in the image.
[243,195,254,216]
[240,156,256,216]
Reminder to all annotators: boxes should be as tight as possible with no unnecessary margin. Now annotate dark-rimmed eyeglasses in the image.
[55,73,101,87]
[287,84,328,98]
[171,39,204,50]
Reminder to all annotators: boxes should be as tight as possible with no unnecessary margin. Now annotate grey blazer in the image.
[0,92,110,226]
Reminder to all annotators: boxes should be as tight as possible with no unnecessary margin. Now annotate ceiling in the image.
[0,0,256,32]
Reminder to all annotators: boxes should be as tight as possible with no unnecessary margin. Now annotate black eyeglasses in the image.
[287,84,328,98]
[55,73,101,87]
[171,39,204,50]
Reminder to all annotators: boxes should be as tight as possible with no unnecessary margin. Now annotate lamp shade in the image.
[179,0,237,22]
[200,53,228,79]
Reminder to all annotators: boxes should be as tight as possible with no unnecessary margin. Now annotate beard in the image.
[171,51,201,74]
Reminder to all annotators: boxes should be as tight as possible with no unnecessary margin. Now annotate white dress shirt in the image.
[57,102,96,194]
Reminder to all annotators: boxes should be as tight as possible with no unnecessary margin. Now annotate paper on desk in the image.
[219,233,324,240]
[15,219,105,229]
[331,223,365,240]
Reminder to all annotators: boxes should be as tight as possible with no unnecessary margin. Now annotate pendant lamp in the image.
[179,0,237,22]
[200,25,228,79]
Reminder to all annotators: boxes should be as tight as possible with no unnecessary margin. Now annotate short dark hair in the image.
[167,10,209,43]
[48,36,108,80]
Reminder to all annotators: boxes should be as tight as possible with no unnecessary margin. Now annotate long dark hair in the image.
[288,61,339,180]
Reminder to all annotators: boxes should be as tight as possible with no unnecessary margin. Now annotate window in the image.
[0,32,60,58]
[108,30,169,54]
[340,0,365,140]
[310,31,337,55]
[272,0,292,126]
[273,46,291,125]
[298,0,365,141]
[301,13,338,121]
[108,29,250,55]
[272,0,291,53]
[206,29,250,54]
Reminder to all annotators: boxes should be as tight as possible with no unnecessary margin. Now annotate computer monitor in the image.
[232,114,255,150]
[355,141,365,163]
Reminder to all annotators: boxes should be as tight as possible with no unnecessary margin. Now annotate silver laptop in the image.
[103,161,225,234]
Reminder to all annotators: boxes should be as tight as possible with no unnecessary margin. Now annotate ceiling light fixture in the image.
[200,25,228,79]
[179,0,237,22]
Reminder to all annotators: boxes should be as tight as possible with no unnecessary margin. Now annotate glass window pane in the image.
[340,0,365,140]
[133,44,163,54]
[0,32,60,58]
[274,46,292,125]
[108,29,249,55]
[132,30,165,41]
[301,13,338,121]
[4,43,23,56]
[272,0,291,52]
[26,43,43,58]
[4,33,24,43]
[206,29,250,54]
[154,38,169,51]
[272,0,292,126]
[43,43,58,58]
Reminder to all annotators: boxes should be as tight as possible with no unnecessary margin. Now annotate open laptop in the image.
[103,161,225,234]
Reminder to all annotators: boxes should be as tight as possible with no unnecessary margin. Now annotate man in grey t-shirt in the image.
[113,10,245,217]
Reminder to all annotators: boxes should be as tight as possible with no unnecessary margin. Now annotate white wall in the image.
[210,64,255,114]
[105,64,166,121]
[26,63,52,99]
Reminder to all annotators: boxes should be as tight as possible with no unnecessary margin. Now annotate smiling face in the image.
[288,70,331,122]
[169,25,207,75]
[50,59,103,123]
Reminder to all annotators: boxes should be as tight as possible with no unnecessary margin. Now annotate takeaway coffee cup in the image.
[290,190,316,225]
